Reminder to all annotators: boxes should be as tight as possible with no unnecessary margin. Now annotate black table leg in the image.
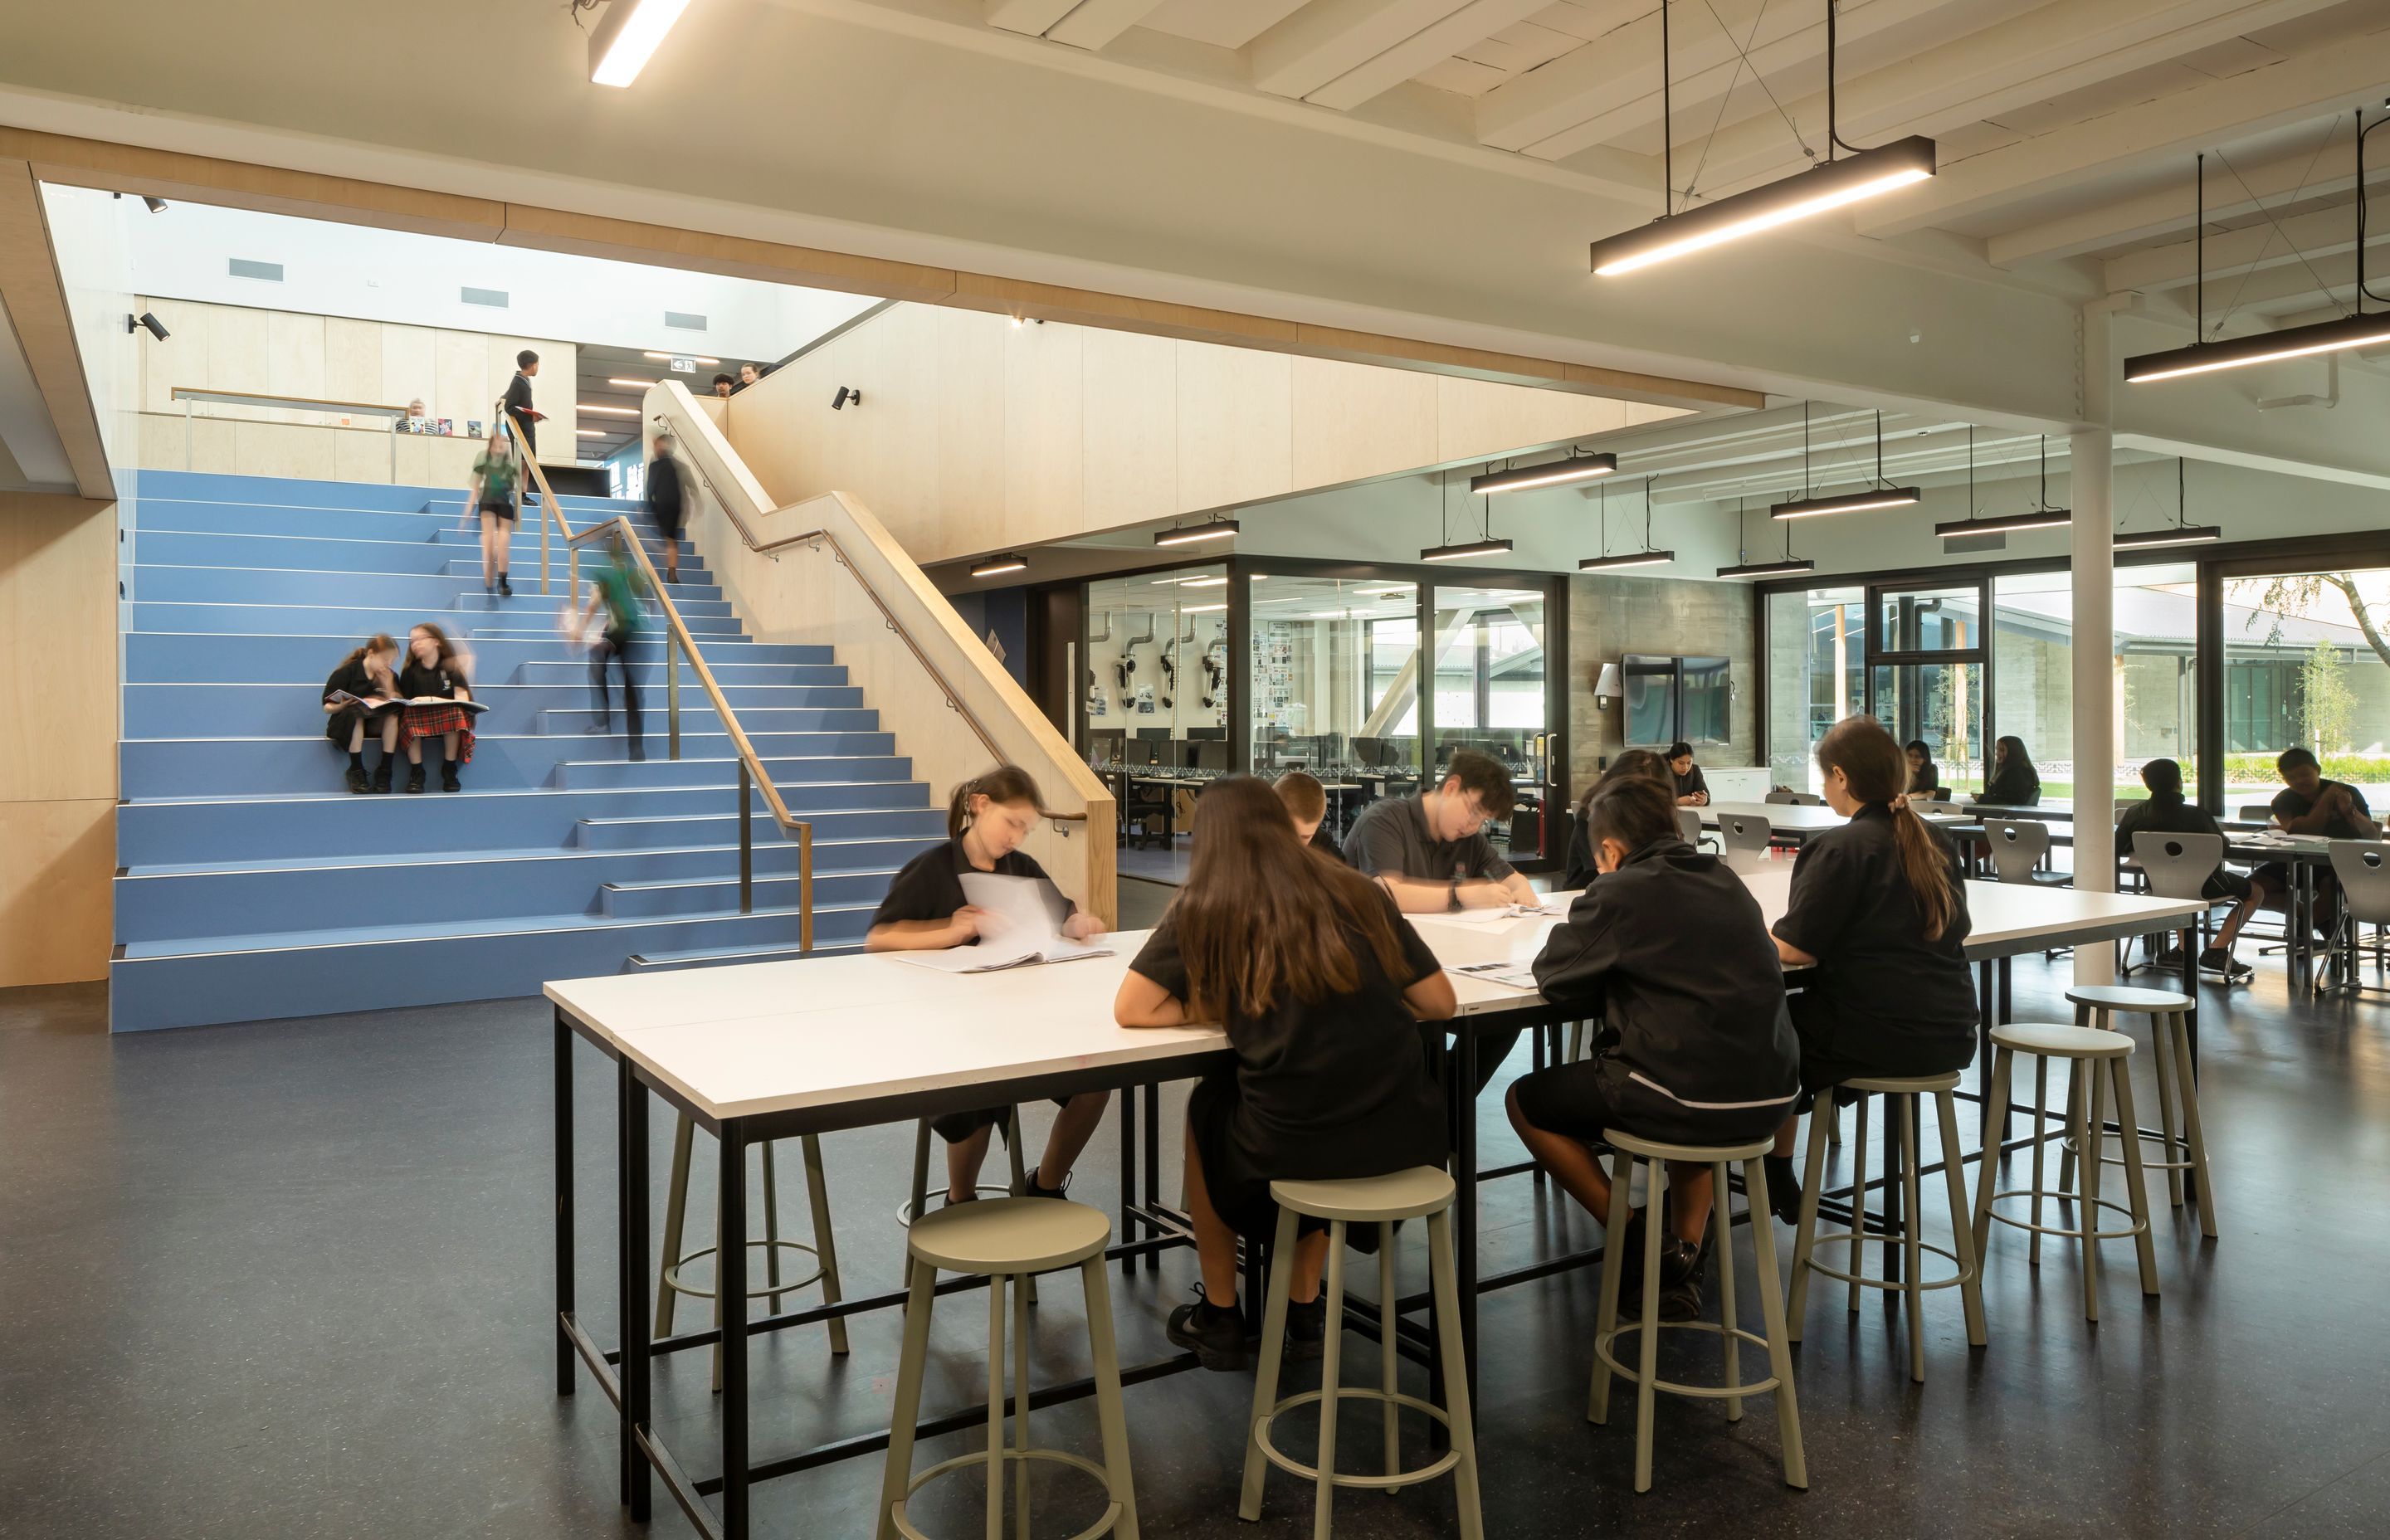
[1119,1087,1138,1278]
[614,1050,632,1507]
[620,1059,653,1522]
[1975,960,1996,1133]
[1143,1081,1161,1273]
[1997,958,2012,1037]
[719,1118,751,1540]
[554,1008,576,1398]
[1452,1027,1482,1411]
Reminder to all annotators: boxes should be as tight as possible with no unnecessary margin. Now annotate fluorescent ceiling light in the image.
[1155,520,1239,547]
[643,350,719,365]
[575,429,606,438]
[1579,550,1676,571]
[1590,137,1936,276]
[1420,538,1515,563]
[578,404,640,416]
[607,378,656,388]
[1770,487,1921,519]
[1937,508,2072,538]
[1354,587,1412,597]
[1178,576,1228,587]
[1471,454,1617,495]
[589,0,691,88]
[969,554,1028,578]
[2124,312,2390,383]
[1184,602,1228,613]
[1717,558,1817,578]
[2114,524,2223,549]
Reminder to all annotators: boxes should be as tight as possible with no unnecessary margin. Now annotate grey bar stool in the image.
[2062,984,2216,1236]
[1972,1023,2159,1322]
[1240,1167,1484,1539]
[1590,1131,1805,1494]
[1785,1073,1987,1382]
[901,1109,1037,1305]
[876,1197,1139,1540]
[654,1112,847,1385]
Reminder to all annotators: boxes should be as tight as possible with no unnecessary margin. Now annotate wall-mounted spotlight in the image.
[969,554,1028,578]
[832,386,862,411]
[127,311,169,340]
[114,193,169,212]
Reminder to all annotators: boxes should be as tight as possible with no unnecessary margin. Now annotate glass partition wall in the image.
[2217,565,2390,813]
[1081,564,1230,772]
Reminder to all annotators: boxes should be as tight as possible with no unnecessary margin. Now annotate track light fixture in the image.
[1771,407,1920,519]
[2114,460,2222,548]
[1580,476,1675,570]
[1590,2,1934,276]
[831,386,861,410]
[1718,496,1812,578]
[1936,429,2071,539]
[1471,448,1617,495]
[1155,519,1238,548]
[2128,122,2390,383]
[588,0,690,87]
[969,553,1029,578]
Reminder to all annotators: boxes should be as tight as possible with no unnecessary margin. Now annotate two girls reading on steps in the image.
[866,767,1112,1206]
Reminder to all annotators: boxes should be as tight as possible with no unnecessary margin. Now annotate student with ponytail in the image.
[1762,714,1978,1221]
[867,766,1110,1205]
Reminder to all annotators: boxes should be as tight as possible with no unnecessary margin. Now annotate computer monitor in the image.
[1190,738,1229,772]
[1134,727,1173,741]
[1089,728,1124,764]
[1187,726,1227,740]
[1126,736,1160,766]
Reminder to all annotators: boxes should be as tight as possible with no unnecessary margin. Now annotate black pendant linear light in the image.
[1422,475,1513,562]
[1719,496,1814,578]
[1580,476,1676,570]
[2114,459,2222,548]
[1771,407,1921,518]
[2127,123,2390,383]
[968,553,1028,578]
[1154,517,1239,548]
[1590,1,1935,276]
[1472,446,1617,495]
[1937,429,2071,539]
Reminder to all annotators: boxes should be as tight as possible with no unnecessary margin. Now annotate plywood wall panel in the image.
[1080,327,1177,533]
[324,316,382,407]
[1437,375,1627,464]
[1290,354,1436,490]
[1002,322,1083,547]
[0,797,114,987]
[1177,344,1291,514]
[0,492,116,802]
[932,307,1009,558]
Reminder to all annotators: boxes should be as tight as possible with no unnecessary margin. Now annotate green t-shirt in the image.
[594,560,649,631]
[473,451,519,502]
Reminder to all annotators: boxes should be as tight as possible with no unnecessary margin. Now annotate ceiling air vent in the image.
[664,310,707,331]
[227,258,283,281]
[461,286,510,308]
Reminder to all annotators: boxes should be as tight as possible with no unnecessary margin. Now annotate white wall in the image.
[110,195,878,363]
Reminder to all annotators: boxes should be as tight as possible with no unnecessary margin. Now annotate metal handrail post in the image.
[798,824,813,952]
[738,763,754,915]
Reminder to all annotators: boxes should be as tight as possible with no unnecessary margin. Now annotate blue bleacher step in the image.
[126,601,746,637]
[576,807,947,850]
[122,732,908,797]
[123,681,864,737]
[558,753,913,789]
[121,633,832,683]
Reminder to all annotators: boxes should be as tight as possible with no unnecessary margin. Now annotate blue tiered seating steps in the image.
[114,470,945,1032]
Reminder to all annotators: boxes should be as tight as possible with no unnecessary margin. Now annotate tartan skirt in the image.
[401,702,476,763]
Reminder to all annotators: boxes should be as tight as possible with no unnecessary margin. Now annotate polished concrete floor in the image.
[5,953,2389,1539]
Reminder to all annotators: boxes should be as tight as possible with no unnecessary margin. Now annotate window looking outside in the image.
[2222,568,2390,812]
[1988,566,2198,806]
[1766,587,1863,791]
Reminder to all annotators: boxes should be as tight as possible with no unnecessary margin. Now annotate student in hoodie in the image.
[1508,773,1800,1320]
[1760,715,1977,1222]
[1561,748,1671,893]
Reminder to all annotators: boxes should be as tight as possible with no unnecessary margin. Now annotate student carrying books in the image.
[397,623,476,794]
[323,632,402,794]
[866,766,1111,1205]
[1507,772,1799,1322]
[1115,775,1456,1371]
[1761,715,1977,1222]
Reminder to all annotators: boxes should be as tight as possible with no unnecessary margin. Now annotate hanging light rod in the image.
[1936,507,2071,537]
[1420,538,1515,563]
[1580,550,1676,571]
[1471,451,1617,495]
[1154,519,1239,547]
[1718,557,1817,578]
[1593,137,1936,275]
[1772,488,1921,519]
[968,553,1028,578]
[2125,311,2390,383]
[2116,459,2221,548]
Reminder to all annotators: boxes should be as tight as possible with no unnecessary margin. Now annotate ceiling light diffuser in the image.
[1771,488,1921,519]
[1420,538,1515,563]
[1591,137,1936,276]
[2113,524,2223,548]
[1155,521,1239,547]
[589,0,691,87]
[1935,508,2071,538]
[2124,313,2390,383]
[1471,453,1617,495]
[578,404,640,416]
[1579,550,1677,571]
[968,554,1028,578]
[607,378,656,388]
[1716,558,1817,578]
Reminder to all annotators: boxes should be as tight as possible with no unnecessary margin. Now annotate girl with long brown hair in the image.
[322,633,402,793]
[397,622,476,793]
[1115,775,1456,1371]
[867,766,1111,1204]
[1763,714,1977,1221]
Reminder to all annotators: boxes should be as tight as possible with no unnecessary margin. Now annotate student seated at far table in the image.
[1508,773,1800,1322]
[1344,747,1536,1093]
[2113,756,2252,977]
[2207,746,2382,973]
[1666,739,1709,807]
[866,765,1111,1206]
[1115,775,1455,1371]
[1273,770,1344,860]
[1563,749,1671,893]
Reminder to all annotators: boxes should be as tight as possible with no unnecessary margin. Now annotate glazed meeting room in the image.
[5,4,2390,1539]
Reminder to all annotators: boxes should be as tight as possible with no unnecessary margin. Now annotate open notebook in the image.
[890,871,1114,974]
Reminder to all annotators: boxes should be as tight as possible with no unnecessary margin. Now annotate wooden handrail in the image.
[173,386,410,417]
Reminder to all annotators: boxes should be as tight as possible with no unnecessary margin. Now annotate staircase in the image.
[112,469,946,1032]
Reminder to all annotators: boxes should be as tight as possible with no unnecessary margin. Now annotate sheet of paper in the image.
[1449,959,1541,990]
[958,871,1113,964]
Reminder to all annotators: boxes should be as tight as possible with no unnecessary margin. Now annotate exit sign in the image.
[668,358,695,373]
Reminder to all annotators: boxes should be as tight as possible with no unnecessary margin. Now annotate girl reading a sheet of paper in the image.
[866,766,1111,1206]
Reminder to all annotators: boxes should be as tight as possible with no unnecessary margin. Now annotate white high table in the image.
[549,877,2202,1540]
[1700,800,1970,842]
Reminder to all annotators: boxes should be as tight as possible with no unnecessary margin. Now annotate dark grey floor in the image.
[5,953,2389,1539]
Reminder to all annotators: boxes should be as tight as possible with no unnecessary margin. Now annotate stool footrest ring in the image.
[661,1239,827,1303]
[2061,1133,2194,1173]
[1983,1190,2149,1243]
[1795,1235,1976,1294]
[895,1184,1017,1228]
[1593,1322,1784,1401]
[1251,1388,1462,1491]
[890,1447,1124,1540]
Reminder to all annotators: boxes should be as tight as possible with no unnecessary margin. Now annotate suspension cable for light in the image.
[2114,459,2222,548]
[1772,407,1922,518]
[1589,2,1935,276]
[1937,428,2071,539]
[2127,122,2390,382]
[1719,495,1814,578]
[1581,476,1676,570]
[1422,476,1513,563]
[1471,447,1617,495]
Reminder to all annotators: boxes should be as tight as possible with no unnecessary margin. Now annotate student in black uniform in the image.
[1974,734,2041,806]
[397,623,474,794]
[1562,748,1670,892]
[1905,739,1940,797]
[2114,757,2251,973]
[1509,773,1799,1320]
[1761,715,1975,1221]
[646,431,684,585]
[1273,770,1344,859]
[867,766,1111,1206]
[502,350,542,456]
[323,632,402,794]
[1666,740,1709,807]
[1115,775,1455,1370]
[2209,746,2381,969]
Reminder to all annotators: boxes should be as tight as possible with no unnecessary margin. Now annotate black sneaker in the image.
[344,764,369,795]
[405,767,426,795]
[1167,1289,1249,1372]
[1284,1296,1328,1362]
[1020,1172,1069,1201]
[1763,1155,1805,1226]
[369,762,393,794]
[1655,1241,1705,1324]
[2197,946,2234,974]
[440,768,461,793]
[498,574,513,599]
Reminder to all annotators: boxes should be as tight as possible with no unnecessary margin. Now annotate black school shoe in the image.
[1612,1213,1706,1324]
[1284,1296,1328,1361]
[498,573,513,599]
[441,768,462,793]
[404,767,426,794]
[1167,1289,1249,1372]
[369,761,393,794]
[344,764,370,795]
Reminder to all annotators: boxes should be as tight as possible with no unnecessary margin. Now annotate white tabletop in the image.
[1700,801,1967,835]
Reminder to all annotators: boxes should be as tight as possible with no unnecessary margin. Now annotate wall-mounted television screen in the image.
[1621,655,1731,748]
